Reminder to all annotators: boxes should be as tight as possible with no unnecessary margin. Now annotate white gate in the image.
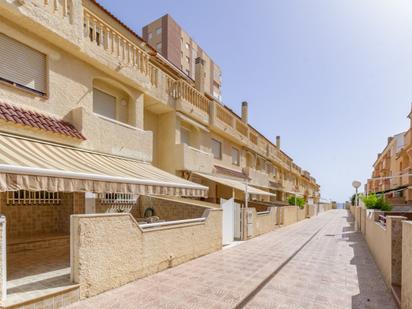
[234,202,241,240]
[221,198,234,245]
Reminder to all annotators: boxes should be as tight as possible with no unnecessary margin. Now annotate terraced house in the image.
[0,0,320,307]
[367,105,412,207]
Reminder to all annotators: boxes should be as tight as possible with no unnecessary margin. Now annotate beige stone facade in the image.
[367,106,412,206]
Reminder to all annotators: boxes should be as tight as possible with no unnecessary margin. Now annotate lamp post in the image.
[352,180,361,206]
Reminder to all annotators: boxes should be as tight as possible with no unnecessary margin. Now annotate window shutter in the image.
[93,88,116,119]
[0,33,47,94]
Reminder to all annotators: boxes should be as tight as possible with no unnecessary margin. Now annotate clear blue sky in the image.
[98,0,412,202]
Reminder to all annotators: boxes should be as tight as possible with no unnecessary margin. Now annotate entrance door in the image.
[221,198,235,245]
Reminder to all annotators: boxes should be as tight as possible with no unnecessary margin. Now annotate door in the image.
[234,202,241,240]
[221,198,235,245]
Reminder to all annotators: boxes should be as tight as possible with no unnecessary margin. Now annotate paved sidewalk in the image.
[66,210,396,309]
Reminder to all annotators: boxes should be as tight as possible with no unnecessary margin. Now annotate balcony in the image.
[243,167,269,188]
[174,144,213,174]
[173,80,210,125]
[1,0,177,106]
[70,107,153,161]
[209,102,248,144]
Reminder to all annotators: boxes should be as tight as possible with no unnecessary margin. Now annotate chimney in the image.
[195,57,205,94]
[276,136,281,148]
[241,101,248,123]
[388,136,393,144]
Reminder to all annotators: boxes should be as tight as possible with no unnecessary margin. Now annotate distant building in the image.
[142,14,222,101]
[367,105,412,206]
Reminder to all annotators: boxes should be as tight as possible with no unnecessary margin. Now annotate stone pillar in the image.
[73,192,85,214]
[134,92,144,130]
[387,216,407,287]
[402,221,412,309]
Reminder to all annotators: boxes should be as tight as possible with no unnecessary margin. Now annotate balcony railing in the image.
[235,119,248,137]
[37,0,73,21]
[173,80,210,113]
[216,103,234,127]
[250,133,258,145]
[83,8,156,85]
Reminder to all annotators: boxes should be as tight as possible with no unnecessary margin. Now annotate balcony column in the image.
[135,92,144,130]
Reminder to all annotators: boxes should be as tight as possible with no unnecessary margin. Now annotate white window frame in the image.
[156,27,162,35]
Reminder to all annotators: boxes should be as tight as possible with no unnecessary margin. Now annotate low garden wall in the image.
[351,206,411,306]
[280,205,310,226]
[251,207,277,237]
[402,221,412,308]
[71,208,222,299]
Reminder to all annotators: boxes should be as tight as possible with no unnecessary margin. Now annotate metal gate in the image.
[221,198,235,245]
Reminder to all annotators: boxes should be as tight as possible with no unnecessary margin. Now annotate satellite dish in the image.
[352,181,361,189]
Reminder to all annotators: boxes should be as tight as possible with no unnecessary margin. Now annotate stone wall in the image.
[0,192,75,239]
[139,196,207,221]
[363,211,406,289]
[251,207,277,237]
[402,221,412,309]
[71,209,222,299]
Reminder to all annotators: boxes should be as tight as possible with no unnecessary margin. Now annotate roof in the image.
[0,132,207,196]
[0,102,85,140]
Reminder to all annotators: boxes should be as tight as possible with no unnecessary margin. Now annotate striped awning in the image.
[193,172,275,197]
[0,133,207,197]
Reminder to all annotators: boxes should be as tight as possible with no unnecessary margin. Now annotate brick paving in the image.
[66,210,396,309]
[6,245,72,306]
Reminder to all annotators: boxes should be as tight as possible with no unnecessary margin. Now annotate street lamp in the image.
[352,180,361,206]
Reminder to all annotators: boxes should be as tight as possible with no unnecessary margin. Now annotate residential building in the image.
[367,105,412,205]
[142,14,222,101]
[0,0,321,306]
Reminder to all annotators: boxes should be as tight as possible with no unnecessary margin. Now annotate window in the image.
[7,191,61,205]
[181,127,191,145]
[186,56,190,63]
[0,34,47,95]
[156,42,162,51]
[93,88,116,119]
[185,42,190,49]
[186,69,190,76]
[156,27,162,35]
[232,148,240,166]
[212,139,222,159]
[148,32,153,40]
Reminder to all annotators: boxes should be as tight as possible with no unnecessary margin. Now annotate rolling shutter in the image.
[0,33,47,94]
[93,88,116,119]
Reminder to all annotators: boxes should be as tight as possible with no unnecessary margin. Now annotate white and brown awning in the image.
[0,133,207,197]
[193,172,275,197]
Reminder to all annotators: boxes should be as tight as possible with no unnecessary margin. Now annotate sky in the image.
[98,0,412,202]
